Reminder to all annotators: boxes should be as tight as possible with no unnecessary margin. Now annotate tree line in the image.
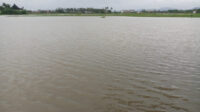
[0,3,112,14]
[0,3,27,14]
[32,7,112,14]
[125,9,200,13]
[0,2,199,15]
[149,9,199,13]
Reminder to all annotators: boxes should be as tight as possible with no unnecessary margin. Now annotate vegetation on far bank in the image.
[0,3,28,14]
[108,13,200,17]
[24,13,200,18]
[1,3,200,17]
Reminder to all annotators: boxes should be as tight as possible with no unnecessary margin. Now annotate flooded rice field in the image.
[0,16,200,112]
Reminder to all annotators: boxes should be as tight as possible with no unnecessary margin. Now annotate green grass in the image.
[3,13,200,17]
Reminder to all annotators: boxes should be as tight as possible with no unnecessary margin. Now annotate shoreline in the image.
[1,13,200,18]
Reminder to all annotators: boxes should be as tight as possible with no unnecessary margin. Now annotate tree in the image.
[197,9,200,13]
[12,4,21,10]
[2,3,10,8]
[55,8,65,13]
[0,6,3,10]
[0,3,27,14]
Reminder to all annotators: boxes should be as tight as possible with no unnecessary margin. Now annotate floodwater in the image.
[0,16,200,112]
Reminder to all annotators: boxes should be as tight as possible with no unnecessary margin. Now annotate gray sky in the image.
[0,0,200,10]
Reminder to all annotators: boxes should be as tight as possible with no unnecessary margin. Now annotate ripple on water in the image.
[0,16,200,112]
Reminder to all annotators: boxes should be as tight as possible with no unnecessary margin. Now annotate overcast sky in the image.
[0,0,200,10]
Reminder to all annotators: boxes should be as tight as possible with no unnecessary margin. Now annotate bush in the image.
[197,9,200,13]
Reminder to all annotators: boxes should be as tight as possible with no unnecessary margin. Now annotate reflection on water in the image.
[0,16,200,112]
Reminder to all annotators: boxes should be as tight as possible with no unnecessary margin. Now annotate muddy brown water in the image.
[0,16,200,112]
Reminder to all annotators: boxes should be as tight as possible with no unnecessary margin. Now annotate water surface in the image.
[0,16,200,112]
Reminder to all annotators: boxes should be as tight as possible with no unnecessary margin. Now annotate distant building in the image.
[193,10,197,14]
[121,10,136,13]
[84,11,92,14]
